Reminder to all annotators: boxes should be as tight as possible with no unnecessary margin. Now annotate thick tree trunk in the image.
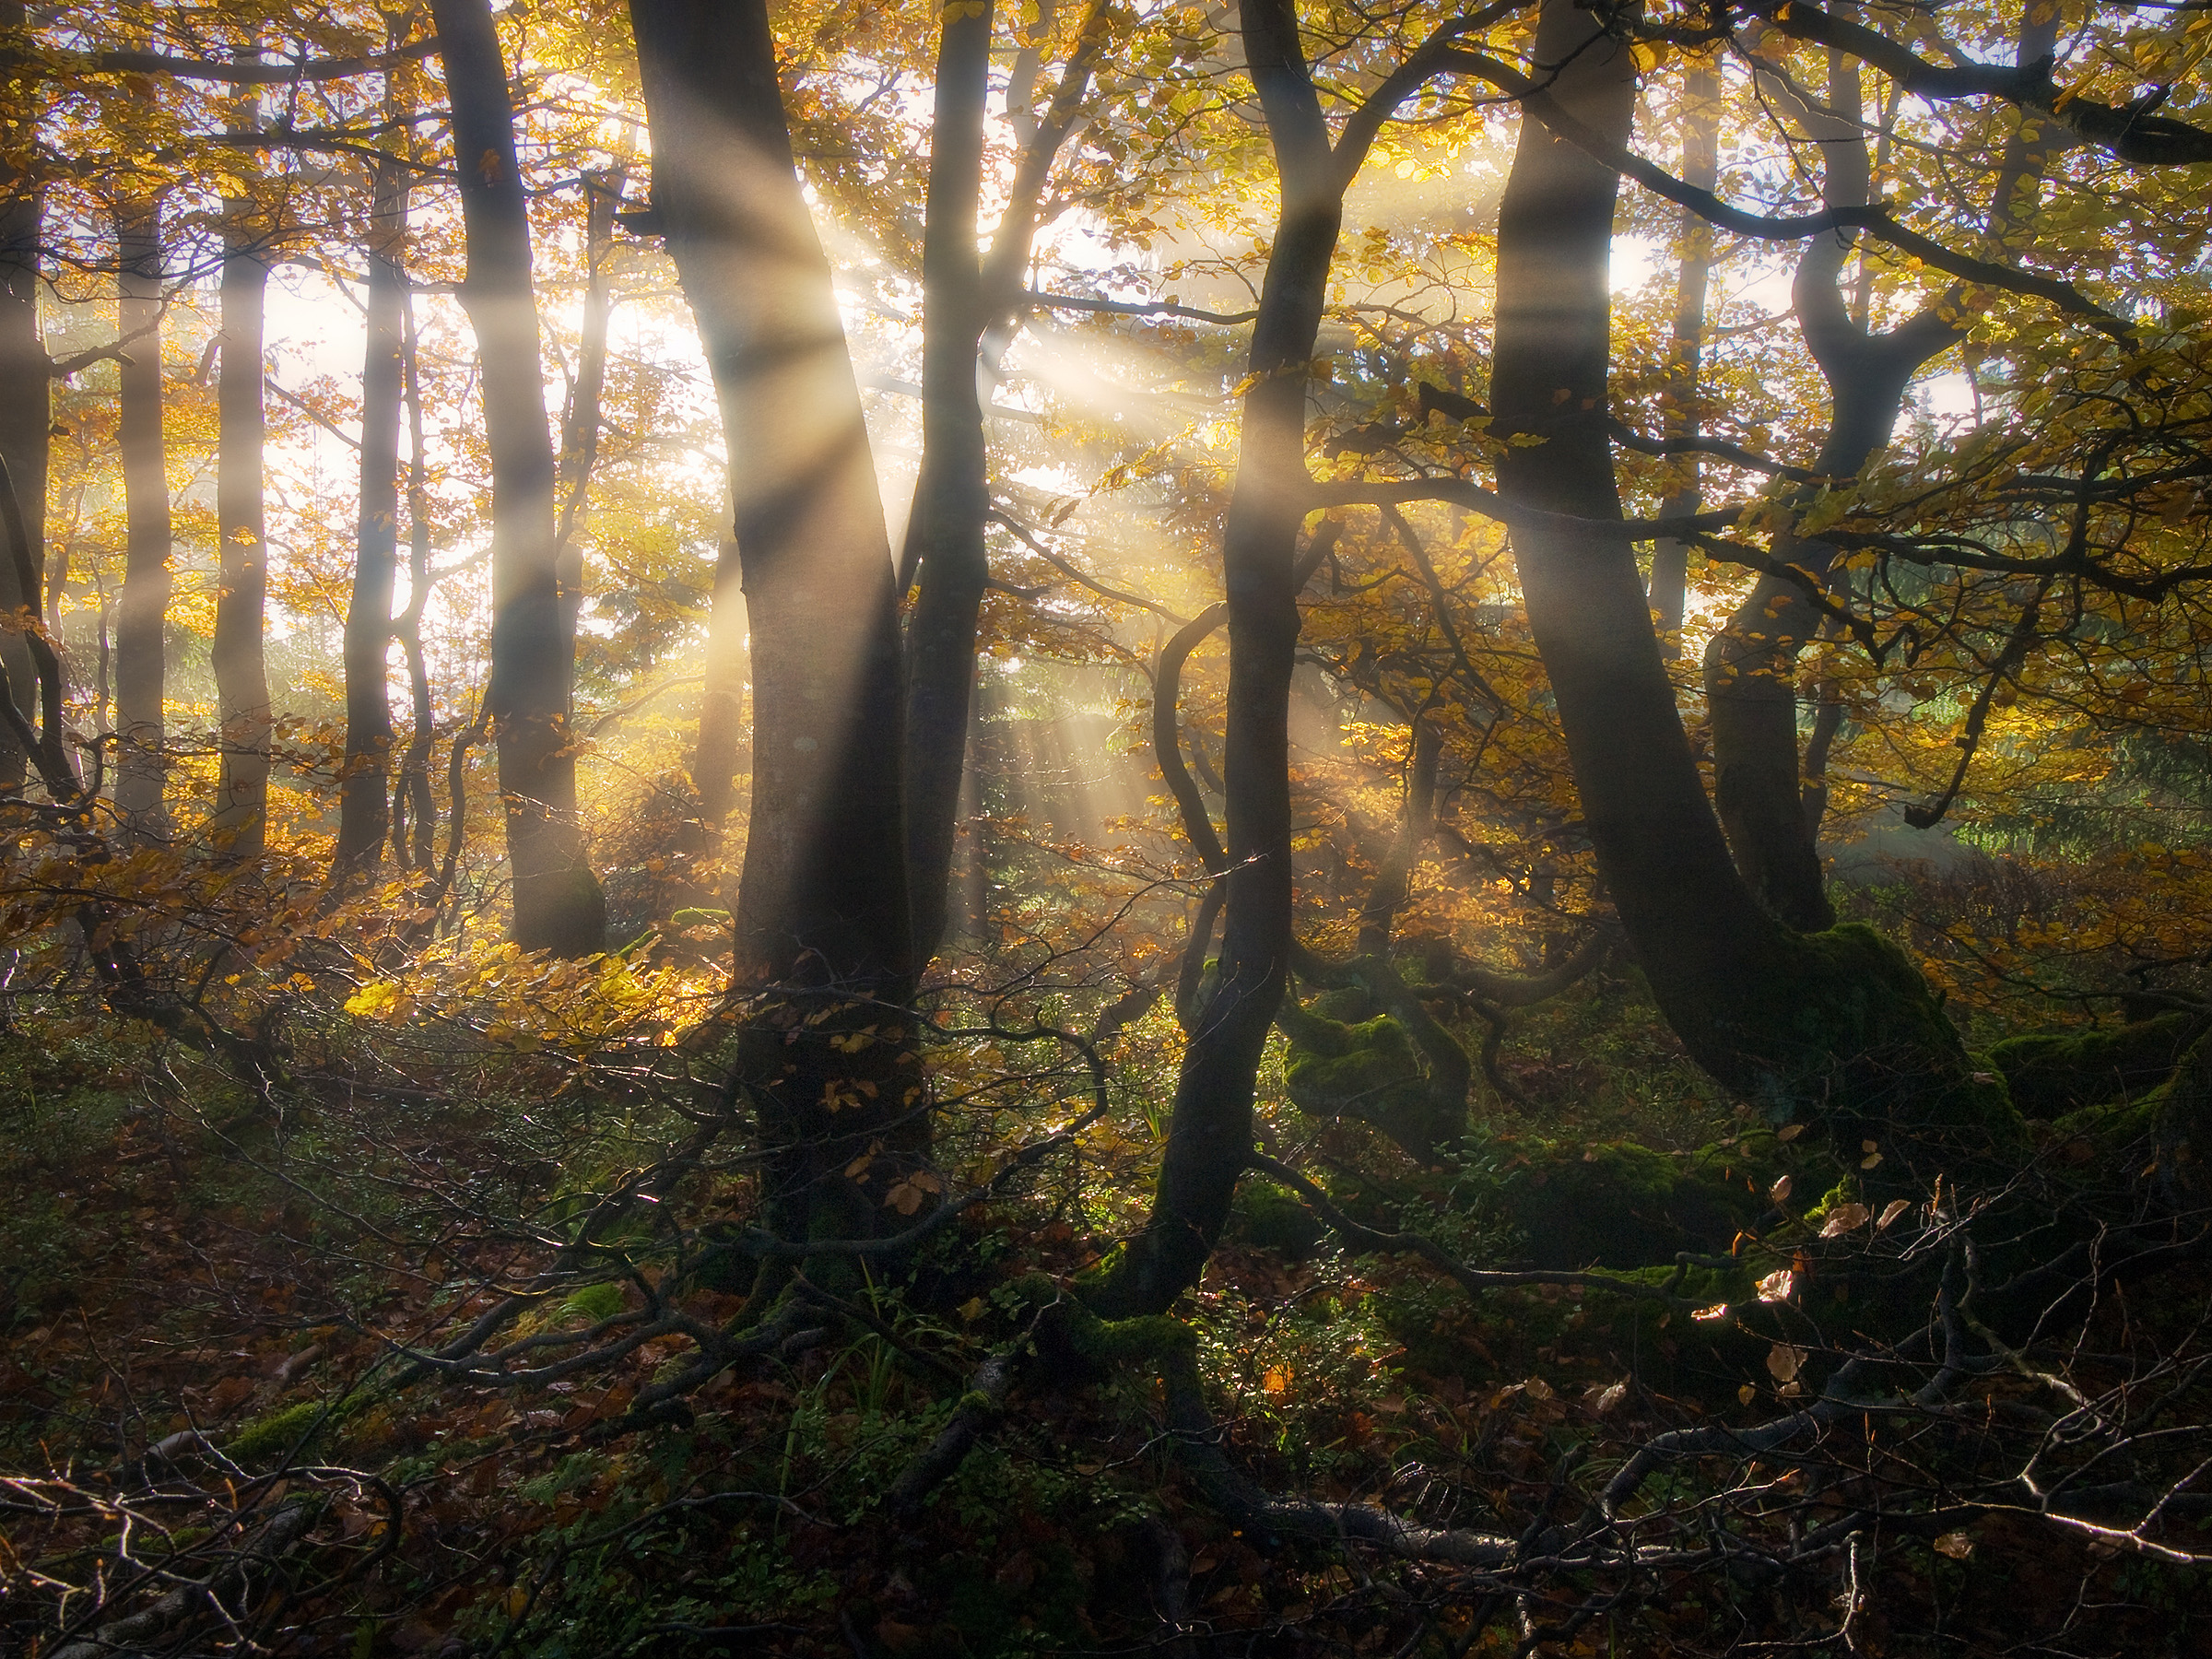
[900,0,994,971]
[1645,55,1718,653]
[335,156,406,875]
[1091,0,1337,1317]
[629,0,919,1262]
[431,0,605,955]
[212,158,272,857]
[1492,0,2007,1153]
[112,197,170,840]
[0,153,42,793]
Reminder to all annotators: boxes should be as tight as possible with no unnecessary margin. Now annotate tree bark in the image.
[1090,0,1338,1317]
[335,153,407,875]
[211,89,272,858]
[430,0,605,954]
[112,196,170,840]
[629,0,919,1263]
[691,535,746,830]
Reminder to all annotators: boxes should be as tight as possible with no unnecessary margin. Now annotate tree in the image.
[111,193,169,840]
[429,0,606,954]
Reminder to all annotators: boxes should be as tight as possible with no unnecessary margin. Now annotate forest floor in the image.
[4,976,2209,1657]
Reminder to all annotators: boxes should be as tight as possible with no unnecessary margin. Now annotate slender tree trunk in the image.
[0,119,41,791]
[112,197,170,840]
[555,167,619,649]
[691,535,745,827]
[629,0,919,1263]
[212,96,272,856]
[1091,0,1338,1317]
[900,0,994,970]
[335,155,407,875]
[902,1,1107,969]
[431,0,605,954]
[1357,716,1439,955]
[1646,54,1719,653]
[394,288,437,870]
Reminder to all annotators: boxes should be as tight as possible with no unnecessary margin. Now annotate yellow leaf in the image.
[1776,1124,1806,1143]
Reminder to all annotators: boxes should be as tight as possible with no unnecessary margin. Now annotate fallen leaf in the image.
[1861,1152,1884,1170]
[1933,1531,1974,1560]
[1587,1381,1627,1415]
[1524,1375,1554,1401]
[1766,1344,1805,1382]
[1877,1199,1911,1230]
[1820,1204,1871,1236]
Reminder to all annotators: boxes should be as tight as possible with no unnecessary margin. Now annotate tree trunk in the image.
[335,154,406,876]
[691,536,746,830]
[212,117,272,857]
[629,0,919,1264]
[1090,0,1337,1317]
[0,132,41,791]
[900,0,994,971]
[1645,54,1719,654]
[112,196,170,840]
[393,288,437,870]
[901,0,1108,969]
[1492,0,2006,1154]
[556,168,619,649]
[430,0,604,955]
[1700,14,2058,929]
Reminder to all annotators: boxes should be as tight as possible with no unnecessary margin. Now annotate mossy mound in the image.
[1718,923,2023,1153]
[1482,1136,1772,1270]
[1278,990,1461,1160]
[1989,1010,2205,1120]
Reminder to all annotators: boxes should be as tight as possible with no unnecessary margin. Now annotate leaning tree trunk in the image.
[335,153,407,876]
[430,0,605,955]
[1491,0,2009,1158]
[630,0,920,1265]
[212,142,273,857]
[112,196,170,841]
[1089,0,1339,1317]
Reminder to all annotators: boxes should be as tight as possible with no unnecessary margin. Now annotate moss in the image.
[2053,1029,2212,1193]
[1481,1136,1769,1270]
[1987,1010,2203,1120]
[1717,923,2024,1152]
[1229,1180,1326,1258]
[1278,996,1459,1159]
[226,1399,335,1469]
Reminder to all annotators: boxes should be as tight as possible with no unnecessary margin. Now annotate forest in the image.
[4,0,2212,1653]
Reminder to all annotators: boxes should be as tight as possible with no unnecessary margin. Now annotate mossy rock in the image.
[2053,1028,2212,1197]
[227,1399,335,1469]
[1988,1010,2204,1120]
